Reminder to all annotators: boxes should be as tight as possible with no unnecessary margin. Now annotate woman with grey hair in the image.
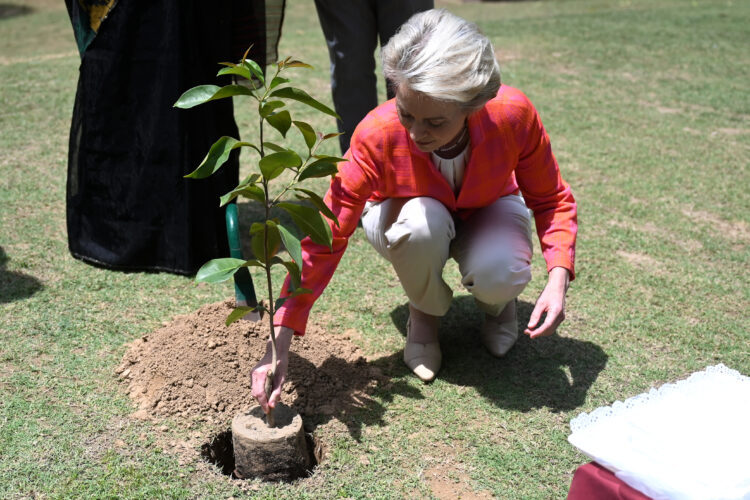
[252,9,577,409]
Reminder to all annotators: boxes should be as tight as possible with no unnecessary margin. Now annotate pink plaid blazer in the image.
[275,85,577,334]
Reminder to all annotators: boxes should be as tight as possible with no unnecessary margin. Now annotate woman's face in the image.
[395,85,470,153]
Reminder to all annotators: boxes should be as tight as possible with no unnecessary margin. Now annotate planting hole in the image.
[201,428,322,481]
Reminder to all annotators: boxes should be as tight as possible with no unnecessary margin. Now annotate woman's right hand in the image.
[251,325,295,414]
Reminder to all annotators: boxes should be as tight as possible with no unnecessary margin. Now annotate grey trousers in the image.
[362,195,534,317]
[313,0,434,152]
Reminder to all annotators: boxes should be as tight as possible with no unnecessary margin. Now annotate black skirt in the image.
[65,1,269,275]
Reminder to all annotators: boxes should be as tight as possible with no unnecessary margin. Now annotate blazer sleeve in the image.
[512,94,578,279]
[273,128,382,334]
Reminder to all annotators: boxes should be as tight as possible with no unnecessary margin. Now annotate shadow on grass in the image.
[0,247,43,303]
[297,295,605,441]
[286,350,425,442]
[230,202,426,441]
[387,295,608,412]
[0,4,33,19]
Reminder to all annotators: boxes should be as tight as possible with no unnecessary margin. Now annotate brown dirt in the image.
[117,299,388,425]
[424,466,494,500]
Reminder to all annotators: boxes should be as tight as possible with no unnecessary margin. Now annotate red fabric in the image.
[568,462,652,500]
[274,85,578,334]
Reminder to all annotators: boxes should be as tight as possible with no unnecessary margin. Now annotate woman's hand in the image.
[524,267,570,339]
[251,325,294,414]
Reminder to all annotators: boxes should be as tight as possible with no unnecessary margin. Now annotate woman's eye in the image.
[428,121,445,128]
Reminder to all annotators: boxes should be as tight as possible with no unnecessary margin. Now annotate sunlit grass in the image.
[1,0,748,498]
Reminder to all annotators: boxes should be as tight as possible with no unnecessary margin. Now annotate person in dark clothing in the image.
[314,0,433,154]
[64,0,280,275]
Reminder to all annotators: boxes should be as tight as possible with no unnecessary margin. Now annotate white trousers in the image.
[361,195,533,317]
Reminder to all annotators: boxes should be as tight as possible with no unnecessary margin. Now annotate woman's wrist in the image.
[271,325,295,355]
[548,266,570,292]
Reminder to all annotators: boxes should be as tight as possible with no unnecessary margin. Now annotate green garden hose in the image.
[225,202,258,308]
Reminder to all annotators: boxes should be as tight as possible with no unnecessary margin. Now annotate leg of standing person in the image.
[450,194,534,357]
[313,0,378,153]
[374,0,434,99]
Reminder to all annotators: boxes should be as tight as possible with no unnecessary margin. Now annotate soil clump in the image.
[117,300,387,424]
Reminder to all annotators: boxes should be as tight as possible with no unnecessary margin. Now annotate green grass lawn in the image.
[1,0,748,498]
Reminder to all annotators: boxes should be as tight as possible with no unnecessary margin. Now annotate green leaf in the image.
[249,222,265,235]
[185,136,253,179]
[274,297,286,311]
[219,184,265,207]
[242,58,265,84]
[195,258,246,283]
[298,160,339,182]
[259,151,302,180]
[266,110,292,138]
[313,154,347,163]
[239,172,261,187]
[259,100,285,118]
[250,223,281,263]
[268,255,301,288]
[174,84,255,109]
[269,76,290,89]
[213,84,257,100]
[293,188,339,227]
[225,306,259,326]
[174,85,220,108]
[274,288,313,311]
[219,191,239,207]
[278,202,333,248]
[280,260,302,288]
[263,142,285,153]
[293,121,316,150]
[217,65,252,81]
[269,87,340,119]
[276,223,303,273]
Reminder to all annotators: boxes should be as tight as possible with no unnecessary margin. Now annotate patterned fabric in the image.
[66,1,281,63]
[65,0,118,54]
[274,85,578,334]
[64,1,272,275]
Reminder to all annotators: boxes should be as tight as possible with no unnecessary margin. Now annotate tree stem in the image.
[259,113,277,428]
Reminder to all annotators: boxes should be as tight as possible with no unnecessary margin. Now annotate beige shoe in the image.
[480,300,519,357]
[403,316,441,382]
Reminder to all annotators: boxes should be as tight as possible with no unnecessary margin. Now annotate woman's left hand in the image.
[524,267,570,339]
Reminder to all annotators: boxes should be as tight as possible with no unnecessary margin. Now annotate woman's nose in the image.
[409,122,426,140]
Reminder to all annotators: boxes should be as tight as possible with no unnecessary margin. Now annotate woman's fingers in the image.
[525,304,564,338]
[251,368,270,413]
[268,372,286,409]
[249,327,294,414]
[526,301,545,331]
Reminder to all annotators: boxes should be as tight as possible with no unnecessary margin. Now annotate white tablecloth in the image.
[569,364,750,500]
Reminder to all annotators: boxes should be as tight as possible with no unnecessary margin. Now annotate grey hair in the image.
[381,9,501,112]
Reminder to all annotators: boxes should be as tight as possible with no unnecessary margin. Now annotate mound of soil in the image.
[117,300,388,424]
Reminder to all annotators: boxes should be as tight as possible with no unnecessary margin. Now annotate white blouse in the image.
[431,143,471,195]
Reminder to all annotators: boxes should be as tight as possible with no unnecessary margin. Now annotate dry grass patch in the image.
[419,442,494,500]
[681,208,750,243]
[616,250,664,275]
